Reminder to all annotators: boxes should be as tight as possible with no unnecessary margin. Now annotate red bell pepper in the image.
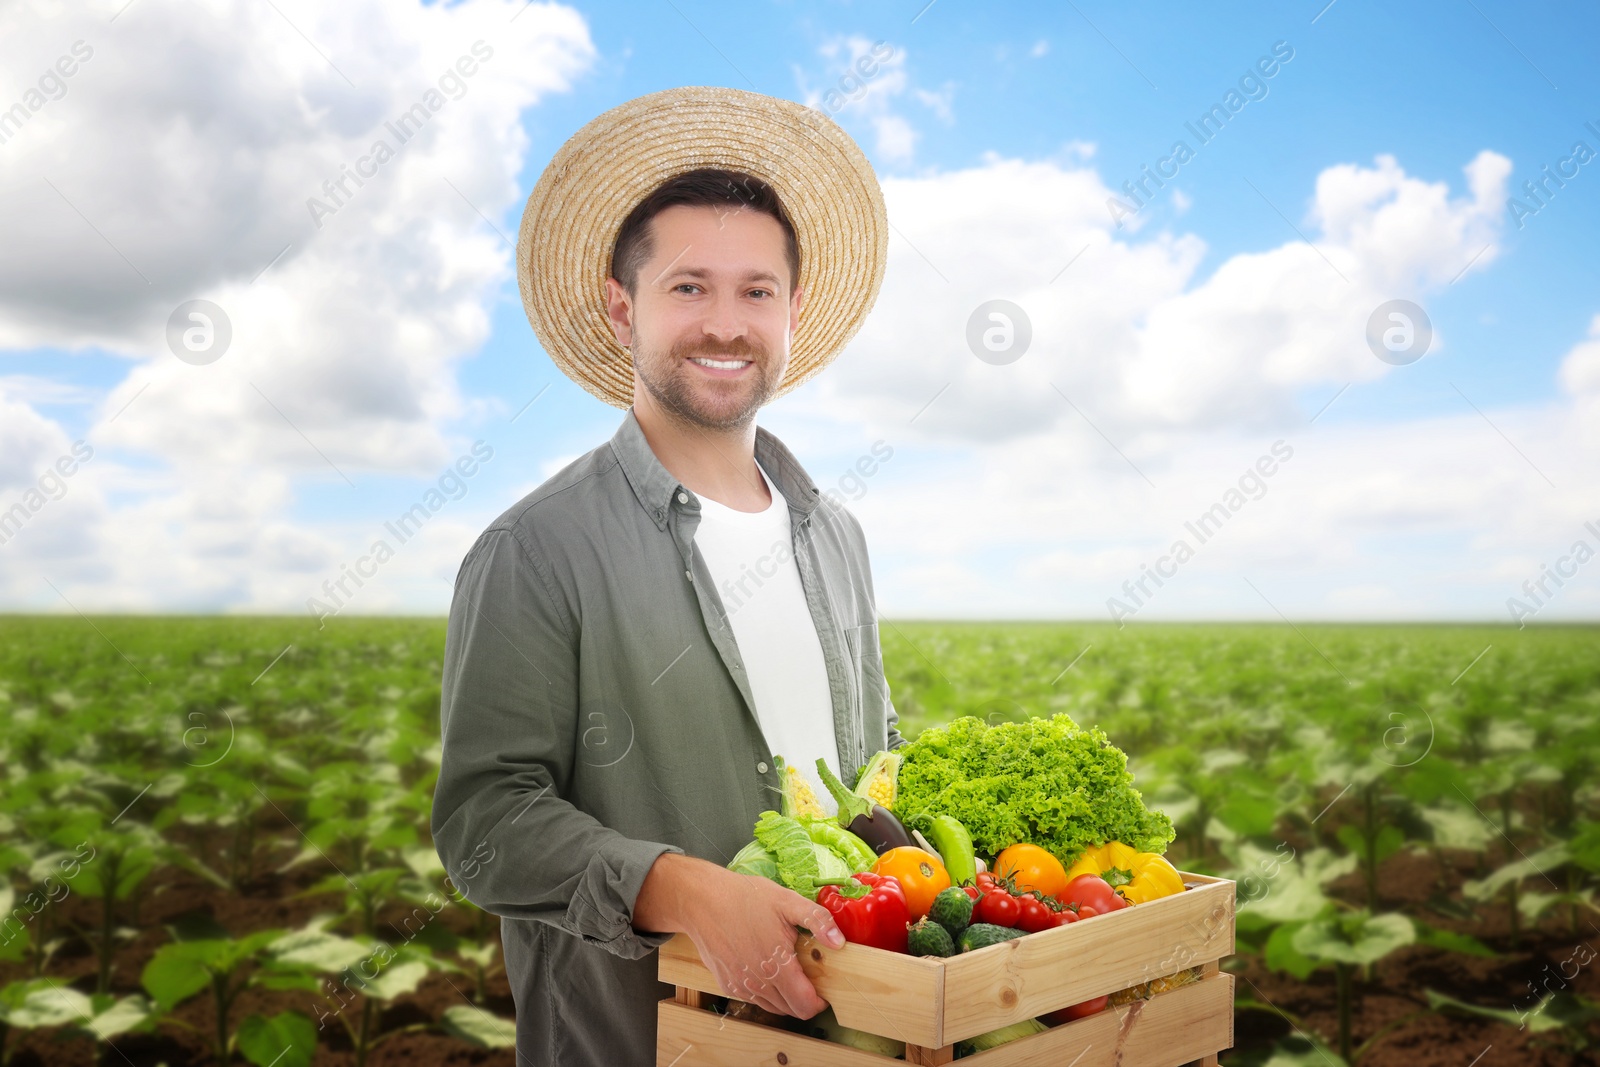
[816,872,910,953]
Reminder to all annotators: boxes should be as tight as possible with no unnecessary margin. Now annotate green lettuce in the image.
[894,714,1174,868]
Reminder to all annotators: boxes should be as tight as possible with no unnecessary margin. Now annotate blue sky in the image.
[1,0,1597,623]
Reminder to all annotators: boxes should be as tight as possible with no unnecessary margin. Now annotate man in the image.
[430,86,904,1066]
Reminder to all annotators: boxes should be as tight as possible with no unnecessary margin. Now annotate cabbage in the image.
[727,839,778,882]
[807,1006,904,1057]
[730,811,858,900]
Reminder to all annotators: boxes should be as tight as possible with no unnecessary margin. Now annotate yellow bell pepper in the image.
[1064,841,1184,904]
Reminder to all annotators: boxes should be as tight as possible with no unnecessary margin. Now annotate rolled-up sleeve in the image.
[430,525,684,960]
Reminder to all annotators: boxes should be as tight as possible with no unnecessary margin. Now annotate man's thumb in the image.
[797,901,847,949]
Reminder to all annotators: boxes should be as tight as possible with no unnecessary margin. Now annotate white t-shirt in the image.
[692,459,840,815]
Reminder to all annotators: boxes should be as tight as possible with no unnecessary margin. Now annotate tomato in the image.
[1015,894,1057,933]
[962,885,981,900]
[994,843,1070,900]
[872,847,951,920]
[973,889,1020,927]
[975,871,998,891]
[1060,874,1129,916]
[1042,994,1109,1025]
[1053,906,1079,926]
[1076,905,1098,919]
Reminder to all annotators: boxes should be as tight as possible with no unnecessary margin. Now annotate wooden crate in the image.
[657,871,1235,1065]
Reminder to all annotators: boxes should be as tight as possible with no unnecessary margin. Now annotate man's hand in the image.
[634,852,847,1018]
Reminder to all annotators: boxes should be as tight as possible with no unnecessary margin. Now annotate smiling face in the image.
[605,203,804,431]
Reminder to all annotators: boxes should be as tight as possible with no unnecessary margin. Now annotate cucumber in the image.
[907,916,955,958]
[928,886,975,937]
[957,922,1027,953]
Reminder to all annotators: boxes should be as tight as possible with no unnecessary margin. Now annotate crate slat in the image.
[955,971,1234,1066]
[660,930,948,1048]
[657,999,902,1066]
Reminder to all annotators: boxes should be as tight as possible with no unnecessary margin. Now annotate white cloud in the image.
[1,0,592,474]
[797,36,948,166]
[1559,314,1600,397]
[759,149,1599,622]
[794,150,1511,439]
[0,0,593,610]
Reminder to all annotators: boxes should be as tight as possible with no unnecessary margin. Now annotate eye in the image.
[748,289,772,299]
[674,283,700,294]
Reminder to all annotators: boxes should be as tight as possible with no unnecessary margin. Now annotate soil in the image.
[1223,845,1600,1066]
[3,827,1594,1065]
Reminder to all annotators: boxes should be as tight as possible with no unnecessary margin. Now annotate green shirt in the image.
[431,405,905,1065]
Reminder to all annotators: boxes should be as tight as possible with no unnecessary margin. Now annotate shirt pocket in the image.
[843,620,891,757]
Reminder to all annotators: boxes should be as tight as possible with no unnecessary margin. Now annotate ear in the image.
[604,277,634,346]
[789,282,804,337]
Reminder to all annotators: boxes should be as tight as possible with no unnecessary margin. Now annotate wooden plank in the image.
[958,972,1234,1066]
[675,986,709,1009]
[659,932,947,1049]
[656,972,1235,1067]
[940,876,1234,1044]
[657,998,896,1066]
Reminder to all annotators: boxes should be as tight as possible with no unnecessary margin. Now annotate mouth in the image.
[686,356,753,378]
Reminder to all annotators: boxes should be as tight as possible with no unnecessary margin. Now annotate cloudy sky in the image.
[2,0,1597,624]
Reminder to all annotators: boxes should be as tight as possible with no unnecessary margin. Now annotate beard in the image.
[631,329,782,431]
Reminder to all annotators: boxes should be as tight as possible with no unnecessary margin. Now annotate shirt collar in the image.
[609,405,821,531]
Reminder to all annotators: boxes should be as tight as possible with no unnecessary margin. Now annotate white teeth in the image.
[690,357,750,369]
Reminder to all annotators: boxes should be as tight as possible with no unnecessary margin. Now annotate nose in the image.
[700,289,750,347]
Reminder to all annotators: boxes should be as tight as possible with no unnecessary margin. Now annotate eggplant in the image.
[846,804,915,855]
[815,759,915,854]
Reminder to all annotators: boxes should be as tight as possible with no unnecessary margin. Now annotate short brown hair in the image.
[610,168,800,298]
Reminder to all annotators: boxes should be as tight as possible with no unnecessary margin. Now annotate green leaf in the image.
[141,943,217,1010]
[440,1004,517,1048]
[1263,921,1319,981]
[1463,845,1569,903]
[1410,919,1496,959]
[455,941,499,968]
[1227,845,1351,928]
[402,846,445,880]
[1569,822,1600,872]
[83,993,155,1040]
[268,928,370,973]
[1292,911,1414,966]
[1427,989,1599,1034]
[1213,792,1280,837]
[237,1011,316,1067]
[354,959,429,1002]
[1417,804,1494,851]
[0,978,92,1028]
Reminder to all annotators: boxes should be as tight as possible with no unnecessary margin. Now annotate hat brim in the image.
[515,86,889,410]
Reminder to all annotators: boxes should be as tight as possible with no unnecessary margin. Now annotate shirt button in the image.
[756,761,768,774]
[677,491,688,503]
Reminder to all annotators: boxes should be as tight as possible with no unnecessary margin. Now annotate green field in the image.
[1,617,1596,1065]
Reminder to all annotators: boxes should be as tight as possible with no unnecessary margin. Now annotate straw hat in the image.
[515,86,889,409]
